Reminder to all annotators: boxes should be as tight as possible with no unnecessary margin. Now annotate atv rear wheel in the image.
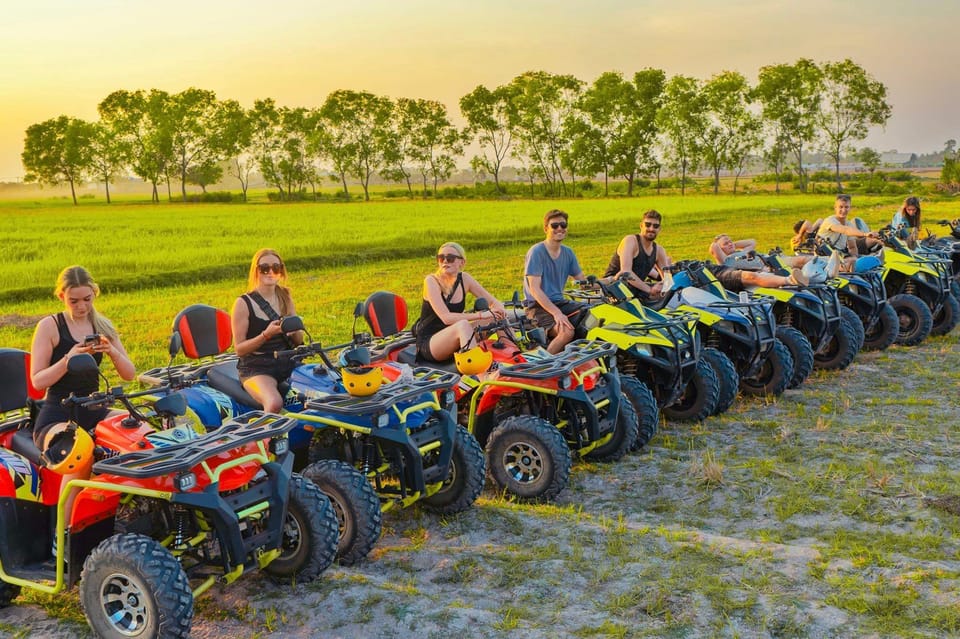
[931,291,960,336]
[81,533,192,639]
[0,582,21,607]
[301,460,382,566]
[740,338,794,397]
[776,326,814,388]
[422,425,486,514]
[889,293,933,346]
[620,376,659,451]
[813,308,860,371]
[264,474,339,582]
[862,303,898,351]
[487,415,571,501]
[701,348,738,415]
[662,357,719,422]
[584,390,638,462]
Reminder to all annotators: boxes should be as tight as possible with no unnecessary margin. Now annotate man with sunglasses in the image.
[523,209,588,353]
[603,209,672,298]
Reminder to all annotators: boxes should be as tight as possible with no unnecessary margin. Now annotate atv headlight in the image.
[629,343,653,358]
[558,375,572,390]
[376,413,389,428]
[443,390,455,406]
[270,436,289,457]
[175,471,197,492]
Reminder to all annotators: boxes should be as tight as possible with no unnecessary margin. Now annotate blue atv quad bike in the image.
[139,305,485,566]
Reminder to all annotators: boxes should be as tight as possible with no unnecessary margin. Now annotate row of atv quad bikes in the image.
[1,221,957,638]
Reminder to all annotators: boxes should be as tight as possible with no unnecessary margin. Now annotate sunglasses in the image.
[258,263,284,275]
[549,221,568,230]
[437,254,462,263]
[644,222,661,229]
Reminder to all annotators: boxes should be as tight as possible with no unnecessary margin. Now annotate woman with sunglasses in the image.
[415,242,506,363]
[30,265,137,441]
[231,248,303,412]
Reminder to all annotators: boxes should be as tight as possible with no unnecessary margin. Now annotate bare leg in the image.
[427,320,475,360]
[243,374,284,413]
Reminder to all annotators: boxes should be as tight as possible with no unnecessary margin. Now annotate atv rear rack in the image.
[303,368,459,416]
[496,339,616,381]
[92,411,295,479]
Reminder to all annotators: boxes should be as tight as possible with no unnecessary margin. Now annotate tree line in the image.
[21,58,892,205]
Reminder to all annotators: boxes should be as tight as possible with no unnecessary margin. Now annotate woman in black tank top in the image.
[30,266,136,445]
[415,242,507,363]
[231,249,304,413]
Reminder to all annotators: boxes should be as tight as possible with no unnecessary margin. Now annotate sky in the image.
[1,0,957,181]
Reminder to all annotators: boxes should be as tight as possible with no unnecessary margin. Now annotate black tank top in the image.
[240,295,288,356]
[417,274,466,342]
[47,313,103,399]
[604,236,658,282]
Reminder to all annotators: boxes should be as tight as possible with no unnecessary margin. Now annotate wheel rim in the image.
[501,440,544,484]
[329,494,352,551]
[99,572,150,636]
[437,456,459,493]
[280,510,304,558]
[898,309,918,333]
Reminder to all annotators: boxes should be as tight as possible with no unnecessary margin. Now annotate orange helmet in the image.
[341,366,384,396]
[455,346,493,375]
[42,424,94,476]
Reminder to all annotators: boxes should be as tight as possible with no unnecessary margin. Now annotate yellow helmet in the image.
[42,424,94,476]
[455,346,493,375]
[341,366,384,396]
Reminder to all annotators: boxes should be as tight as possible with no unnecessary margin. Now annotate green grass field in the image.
[4,192,960,637]
[4,192,956,373]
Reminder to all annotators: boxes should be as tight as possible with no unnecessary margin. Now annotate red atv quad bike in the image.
[0,348,339,639]
[359,291,639,502]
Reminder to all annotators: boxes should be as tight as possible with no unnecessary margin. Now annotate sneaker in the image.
[789,268,809,287]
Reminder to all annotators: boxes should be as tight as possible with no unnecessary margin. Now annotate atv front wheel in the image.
[740,338,794,397]
[422,425,486,514]
[487,415,571,501]
[701,348,738,414]
[620,376,659,450]
[931,291,960,336]
[584,390,638,462]
[889,293,933,346]
[662,357,719,422]
[81,533,192,639]
[862,303,898,351]
[776,326,814,388]
[813,308,860,371]
[301,459,382,566]
[264,474,339,582]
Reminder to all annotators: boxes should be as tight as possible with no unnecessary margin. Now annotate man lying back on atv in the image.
[705,234,815,290]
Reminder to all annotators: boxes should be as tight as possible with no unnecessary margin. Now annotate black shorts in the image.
[237,354,295,383]
[706,264,744,291]
[524,299,588,331]
[415,331,446,364]
[33,398,107,446]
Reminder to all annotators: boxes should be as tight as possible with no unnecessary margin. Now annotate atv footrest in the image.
[91,411,295,478]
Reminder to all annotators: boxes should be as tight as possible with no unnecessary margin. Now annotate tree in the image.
[856,147,881,174]
[98,89,173,203]
[697,71,761,194]
[319,90,394,201]
[250,100,319,200]
[658,75,705,195]
[571,69,664,196]
[755,59,823,193]
[507,71,583,196]
[218,100,255,202]
[407,100,463,195]
[87,121,129,204]
[817,59,892,192]
[166,88,227,201]
[21,116,95,205]
[185,161,224,193]
[460,85,515,193]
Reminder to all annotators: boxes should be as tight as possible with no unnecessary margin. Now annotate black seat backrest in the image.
[172,304,233,360]
[362,291,408,337]
[0,348,41,413]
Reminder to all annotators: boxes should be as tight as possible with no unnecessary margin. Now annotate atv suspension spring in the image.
[172,506,190,549]
[706,334,721,349]
[781,307,794,325]
[359,441,375,476]
[905,281,916,296]
[617,354,638,378]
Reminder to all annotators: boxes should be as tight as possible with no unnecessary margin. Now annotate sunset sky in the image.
[1,0,957,181]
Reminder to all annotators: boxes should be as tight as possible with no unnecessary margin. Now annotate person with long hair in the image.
[231,248,303,413]
[30,265,136,442]
[892,196,922,247]
[415,242,506,362]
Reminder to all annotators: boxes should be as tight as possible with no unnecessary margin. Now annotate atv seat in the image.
[11,429,42,466]
[0,348,42,444]
[173,304,233,359]
[362,291,409,337]
[206,360,291,410]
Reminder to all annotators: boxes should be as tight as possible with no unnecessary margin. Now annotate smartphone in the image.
[84,334,102,347]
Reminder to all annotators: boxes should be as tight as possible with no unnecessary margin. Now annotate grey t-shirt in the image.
[816,215,853,251]
[523,242,581,303]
